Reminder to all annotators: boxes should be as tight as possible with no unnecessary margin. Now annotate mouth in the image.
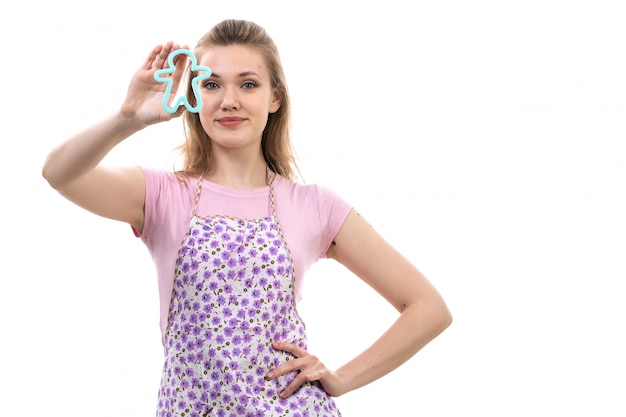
[217,116,246,127]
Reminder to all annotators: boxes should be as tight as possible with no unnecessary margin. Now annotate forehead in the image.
[197,45,269,77]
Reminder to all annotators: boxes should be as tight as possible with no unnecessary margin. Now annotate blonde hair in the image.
[178,19,298,181]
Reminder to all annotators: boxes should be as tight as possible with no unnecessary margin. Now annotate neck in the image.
[204,150,270,190]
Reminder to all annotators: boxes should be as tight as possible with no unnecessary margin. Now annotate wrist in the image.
[115,109,149,133]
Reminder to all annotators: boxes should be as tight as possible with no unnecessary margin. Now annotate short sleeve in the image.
[315,184,353,257]
[138,166,167,245]
[138,167,194,249]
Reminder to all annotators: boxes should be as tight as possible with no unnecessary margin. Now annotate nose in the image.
[220,86,240,111]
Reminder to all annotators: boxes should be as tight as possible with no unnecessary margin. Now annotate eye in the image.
[241,81,256,89]
[203,81,219,90]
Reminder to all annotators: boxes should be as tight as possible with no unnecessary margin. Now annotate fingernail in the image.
[266,372,274,379]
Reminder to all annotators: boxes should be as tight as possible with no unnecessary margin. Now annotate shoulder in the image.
[140,168,198,240]
[273,175,353,217]
[140,167,200,212]
[141,167,197,193]
[274,175,339,200]
[141,167,188,185]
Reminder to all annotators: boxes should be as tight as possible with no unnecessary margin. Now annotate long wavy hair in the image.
[178,19,298,181]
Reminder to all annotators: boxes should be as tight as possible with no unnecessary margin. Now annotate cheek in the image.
[197,94,218,127]
[197,109,213,135]
[197,91,216,110]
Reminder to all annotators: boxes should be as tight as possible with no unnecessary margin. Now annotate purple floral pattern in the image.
[156,214,341,417]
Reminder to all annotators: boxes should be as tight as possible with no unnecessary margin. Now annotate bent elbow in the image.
[430,300,452,337]
[41,156,68,191]
[441,305,453,331]
[42,166,62,191]
[41,161,57,189]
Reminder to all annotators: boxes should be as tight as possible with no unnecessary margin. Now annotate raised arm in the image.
[42,42,187,232]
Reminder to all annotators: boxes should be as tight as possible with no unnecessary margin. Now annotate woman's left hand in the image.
[267,342,345,398]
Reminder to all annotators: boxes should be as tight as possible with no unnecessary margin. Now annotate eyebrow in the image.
[209,71,263,79]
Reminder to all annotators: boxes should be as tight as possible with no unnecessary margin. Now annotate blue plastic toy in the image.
[154,49,211,113]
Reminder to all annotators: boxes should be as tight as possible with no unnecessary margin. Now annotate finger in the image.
[279,368,328,398]
[174,105,186,118]
[266,356,308,379]
[142,45,163,70]
[154,41,174,70]
[169,44,184,64]
[279,372,308,398]
[272,341,307,357]
[169,60,189,95]
[173,51,190,75]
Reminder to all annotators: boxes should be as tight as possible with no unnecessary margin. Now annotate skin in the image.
[42,41,452,399]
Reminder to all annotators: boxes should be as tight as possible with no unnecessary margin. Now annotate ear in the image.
[269,88,282,113]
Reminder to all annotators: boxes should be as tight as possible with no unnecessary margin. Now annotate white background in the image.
[2,1,625,416]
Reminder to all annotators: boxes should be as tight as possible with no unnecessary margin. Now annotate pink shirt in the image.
[136,167,353,342]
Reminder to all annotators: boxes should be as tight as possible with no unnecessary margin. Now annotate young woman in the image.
[42,19,451,417]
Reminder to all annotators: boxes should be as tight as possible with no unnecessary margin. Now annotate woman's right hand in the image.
[120,41,189,126]
[42,43,190,229]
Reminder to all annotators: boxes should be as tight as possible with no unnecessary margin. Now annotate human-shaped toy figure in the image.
[154,48,211,113]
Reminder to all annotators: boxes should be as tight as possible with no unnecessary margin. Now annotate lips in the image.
[217,116,246,127]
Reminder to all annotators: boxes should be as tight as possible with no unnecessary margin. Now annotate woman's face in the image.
[196,44,281,152]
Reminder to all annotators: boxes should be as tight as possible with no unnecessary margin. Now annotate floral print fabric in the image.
[156,181,341,417]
